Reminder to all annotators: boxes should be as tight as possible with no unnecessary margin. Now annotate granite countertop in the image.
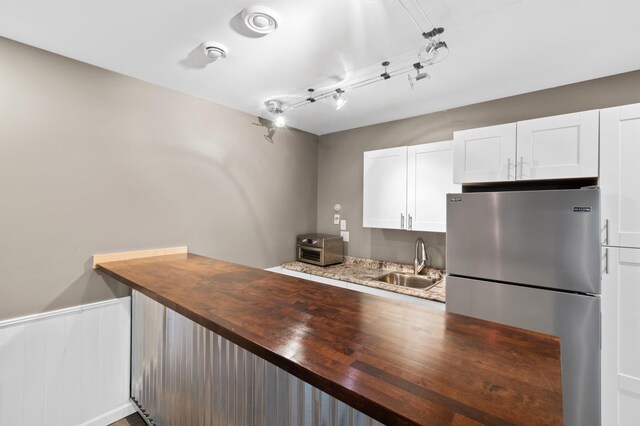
[281,256,446,303]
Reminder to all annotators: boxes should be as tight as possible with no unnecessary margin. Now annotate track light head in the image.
[418,38,449,66]
[265,99,283,114]
[333,89,348,110]
[265,99,286,127]
[273,114,286,128]
[408,70,430,90]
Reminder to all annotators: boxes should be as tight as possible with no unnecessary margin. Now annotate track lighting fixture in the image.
[418,38,448,66]
[261,0,448,119]
[408,62,429,89]
[273,114,286,128]
[422,27,444,39]
[380,61,391,80]
[306,89,316,103]
[265,100,286,127]
[333,89,348,110]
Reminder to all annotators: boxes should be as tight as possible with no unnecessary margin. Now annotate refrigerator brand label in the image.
[573,206,592,213]
[449,197,462,202]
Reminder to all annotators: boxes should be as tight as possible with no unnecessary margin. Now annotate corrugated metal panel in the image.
[131,290,384,426]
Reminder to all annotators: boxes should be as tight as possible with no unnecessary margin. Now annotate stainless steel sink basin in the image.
[375,272,437,289]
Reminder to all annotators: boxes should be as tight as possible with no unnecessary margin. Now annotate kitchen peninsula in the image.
[97,253,563,425]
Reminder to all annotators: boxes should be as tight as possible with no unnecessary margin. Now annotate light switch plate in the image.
[340,231,349,242]
[340,219,347,231]
[333,214,340,225]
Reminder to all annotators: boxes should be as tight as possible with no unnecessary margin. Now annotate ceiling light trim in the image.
[201,41,228,61]
[241,5,279,35]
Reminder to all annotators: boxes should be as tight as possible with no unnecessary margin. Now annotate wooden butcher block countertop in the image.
[97,253,562,426]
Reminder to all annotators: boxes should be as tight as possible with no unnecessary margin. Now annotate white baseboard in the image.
[78,401,137,426]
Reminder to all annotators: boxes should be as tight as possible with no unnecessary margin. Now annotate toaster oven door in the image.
[297,245,324,266]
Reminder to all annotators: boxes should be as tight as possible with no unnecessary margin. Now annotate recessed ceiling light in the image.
[241,5,279,36]
[201,41,228,61]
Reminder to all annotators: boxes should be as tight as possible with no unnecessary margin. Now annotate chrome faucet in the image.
[414,237,427,275]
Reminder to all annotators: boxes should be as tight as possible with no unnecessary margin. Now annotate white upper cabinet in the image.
[600,103,640,249]
[363,141,457,232]
[453,110,600,184]
[517,110,599,180]
[363,146,408,229]
[407,141,461,232]
[453,123,517,184]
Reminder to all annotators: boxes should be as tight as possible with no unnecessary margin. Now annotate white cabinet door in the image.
[601,247,640,426]
[363,147,407,229]
[453,123,517,183]
[407,141,461,232]
[517,110,599,180]
[600,103,640,249]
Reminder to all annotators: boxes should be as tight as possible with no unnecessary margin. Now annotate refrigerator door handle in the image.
[604,248,609,275]
[605,219,610,245]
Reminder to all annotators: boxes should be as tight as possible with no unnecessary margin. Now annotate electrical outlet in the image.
[340,231,349,242]
[340,220,347,231]
[333,214,340,225]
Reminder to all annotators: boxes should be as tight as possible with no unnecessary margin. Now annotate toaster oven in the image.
[296,234,343,266]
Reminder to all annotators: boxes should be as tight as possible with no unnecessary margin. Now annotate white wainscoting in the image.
[0,297,135,426]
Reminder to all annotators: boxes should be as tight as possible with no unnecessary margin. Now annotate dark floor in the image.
[109,412,147,426]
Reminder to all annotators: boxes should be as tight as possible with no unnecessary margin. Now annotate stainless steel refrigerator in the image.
[446,188,601,426]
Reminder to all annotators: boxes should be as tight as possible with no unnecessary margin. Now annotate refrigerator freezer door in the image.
[447,188,600,294]
[446,275,601,426]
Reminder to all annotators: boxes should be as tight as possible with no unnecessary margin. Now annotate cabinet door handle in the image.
[408,214,413,230]
[400,213,405,229]
[605,219,610,246]
[507,157,511,180]
[520,156,524,179]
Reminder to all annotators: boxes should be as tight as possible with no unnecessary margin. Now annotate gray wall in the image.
[0,37,318,321]
[317,70,640,268]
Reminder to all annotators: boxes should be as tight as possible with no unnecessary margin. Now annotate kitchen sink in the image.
[375,272,437,289]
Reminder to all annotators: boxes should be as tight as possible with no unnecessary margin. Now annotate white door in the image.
[407,141,461,232]
[601,247,640,426]
[363,146,407,229]
[516,110,599,180]
[453,123,517,183]
[600,103,640,249]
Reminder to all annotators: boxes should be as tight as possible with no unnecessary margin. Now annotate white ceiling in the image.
[1,0,639,135]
